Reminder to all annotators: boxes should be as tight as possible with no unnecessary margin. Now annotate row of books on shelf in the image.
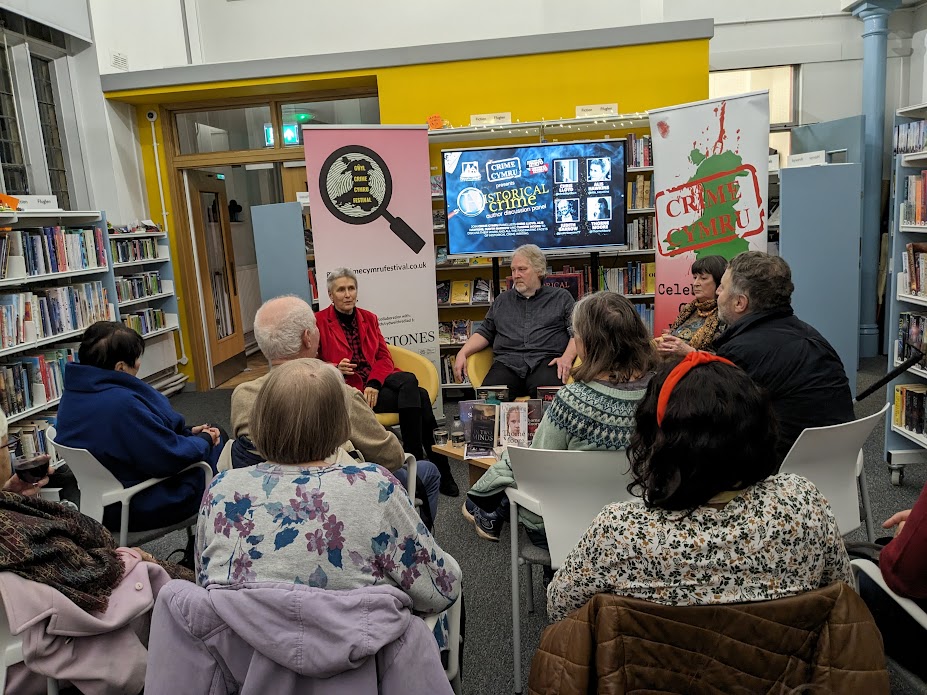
[894,120,926,155]
[0,345,77,417]
[626,134,653,169]
[599,261,656,296]
[110,237,163,264]
[110,221,162,236]
[437,278,492,305]
[115,272,165,304]
[894,383,927,434]
[457,388,561,458]
[626,217,655,251]
[900,172,927,226]
[896,313,927,367]
[0,282,113,351]
[122,308,170,336]
[438,319,483,346]
[901,243,927,295]
[307,268,319,302]
[10,415,57,460]
[0,227,107,279]
[435,247,492,267]
[627,174,654,210]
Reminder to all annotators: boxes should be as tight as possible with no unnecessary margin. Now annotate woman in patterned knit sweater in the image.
[463,292,657,542]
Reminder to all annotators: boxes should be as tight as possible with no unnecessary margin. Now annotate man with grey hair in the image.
[714,251,854,463]
[229,295,442,522]
[317,268,458,497]
[454,244,577,398]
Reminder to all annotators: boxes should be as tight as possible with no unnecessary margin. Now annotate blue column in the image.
[849,0,899,357]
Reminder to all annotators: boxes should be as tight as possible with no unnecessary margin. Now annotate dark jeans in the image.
[858,573,927,679]
[482,360,562,399]
[374,371,450,479]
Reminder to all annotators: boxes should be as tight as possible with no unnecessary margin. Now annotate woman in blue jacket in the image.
[55,322,225,531]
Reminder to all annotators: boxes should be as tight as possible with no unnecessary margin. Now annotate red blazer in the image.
[316,305,398,392]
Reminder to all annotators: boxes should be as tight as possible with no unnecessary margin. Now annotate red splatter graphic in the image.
[657,120,670,138]
[713,102,727,155]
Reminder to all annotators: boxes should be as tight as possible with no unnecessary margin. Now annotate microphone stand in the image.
[855,344,925,403]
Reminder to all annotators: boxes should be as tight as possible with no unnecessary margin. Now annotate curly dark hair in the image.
[78,321,145,371]
[627,356,779,510]
[727,251,793,313]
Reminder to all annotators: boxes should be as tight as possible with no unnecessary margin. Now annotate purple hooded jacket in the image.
[144,580,453,695]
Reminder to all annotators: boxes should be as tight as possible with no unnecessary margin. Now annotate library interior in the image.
[0,1,925,693]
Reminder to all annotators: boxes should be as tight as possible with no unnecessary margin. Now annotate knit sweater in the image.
[230,361,404,472]
[468,378,649,531]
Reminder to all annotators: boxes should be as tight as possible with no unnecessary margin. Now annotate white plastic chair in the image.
[505,446,636,694]
[0,597,58,694]
[423,556,463,695]
[779,403,888,542]
[46,427,213,547]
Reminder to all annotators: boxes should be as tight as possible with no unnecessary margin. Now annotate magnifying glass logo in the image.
[319,145,427,254]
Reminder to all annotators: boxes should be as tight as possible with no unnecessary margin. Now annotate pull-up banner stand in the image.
[304,125,441,413]
[649,91,770,334]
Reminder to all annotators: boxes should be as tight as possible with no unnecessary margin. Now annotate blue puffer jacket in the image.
[55,363,214,531]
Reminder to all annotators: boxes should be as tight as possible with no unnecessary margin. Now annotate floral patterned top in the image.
[196,453,460,616]
[546,474,853,622]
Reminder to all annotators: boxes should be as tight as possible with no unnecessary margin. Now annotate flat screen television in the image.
[442,140,626,257]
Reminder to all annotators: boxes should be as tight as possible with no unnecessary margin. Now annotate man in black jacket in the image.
[714,251,855,464]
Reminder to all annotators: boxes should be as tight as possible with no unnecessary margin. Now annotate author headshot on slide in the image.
[588,197,611,221]
[555,159,578,184]
[588,158,611,182]
[556,199,577,223]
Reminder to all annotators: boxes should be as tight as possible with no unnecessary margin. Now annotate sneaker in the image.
[461,498,477,523]
[472,505,504,542]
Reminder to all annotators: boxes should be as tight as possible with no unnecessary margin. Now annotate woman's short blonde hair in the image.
[250,358,351,465]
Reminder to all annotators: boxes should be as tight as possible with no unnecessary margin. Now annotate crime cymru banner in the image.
[649,92,769,334]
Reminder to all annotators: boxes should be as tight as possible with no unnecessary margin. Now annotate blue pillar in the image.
[848,0,899,357]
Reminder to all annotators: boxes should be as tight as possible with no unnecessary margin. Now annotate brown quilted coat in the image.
[529,583,889,695]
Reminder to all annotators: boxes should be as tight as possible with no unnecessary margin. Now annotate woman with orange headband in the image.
[546,351,852,621]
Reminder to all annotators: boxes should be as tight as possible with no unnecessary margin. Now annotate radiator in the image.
[237,264,262,334]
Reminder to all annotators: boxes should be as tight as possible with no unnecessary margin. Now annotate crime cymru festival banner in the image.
[649,92,769,334]
[304,125,441,409]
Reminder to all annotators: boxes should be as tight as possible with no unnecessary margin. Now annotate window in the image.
[175,106,274,155]
[709,66,795,126]
[0,47,27,196]
[31,57,69,209]
[279,97,380,146]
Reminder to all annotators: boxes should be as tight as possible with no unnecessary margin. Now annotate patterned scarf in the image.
[668,299,725,351]
[0,491,124,613]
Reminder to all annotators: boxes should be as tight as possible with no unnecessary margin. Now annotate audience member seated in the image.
[55,322,226,532]
[713,251,854,463]
[656,254,728,355]
[317,269,458,497]
[454,244,577,397]
[546,351,852,622]
[857,479,927,680]
[463,292,656,543]
[231,295,441,524]
[198,358,460,626]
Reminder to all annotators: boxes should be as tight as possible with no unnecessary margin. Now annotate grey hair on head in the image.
[253,295,318,361]
[511,244,547,279]
[327,267,358,294]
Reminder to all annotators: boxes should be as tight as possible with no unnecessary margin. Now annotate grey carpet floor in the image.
[143,357,925,695]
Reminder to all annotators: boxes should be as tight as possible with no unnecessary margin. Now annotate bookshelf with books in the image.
[884,101,927,486]
[110,222,180,343]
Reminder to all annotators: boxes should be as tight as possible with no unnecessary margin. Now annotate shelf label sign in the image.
[649,92,770,335]
[575,103,618,118]
[469,112,512,127]
[787,150,826,167]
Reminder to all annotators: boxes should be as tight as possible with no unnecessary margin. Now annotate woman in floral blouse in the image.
[196,358,460,618]
[547,352,852,622]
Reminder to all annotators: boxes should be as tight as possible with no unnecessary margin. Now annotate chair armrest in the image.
[404,453,417,503]
[506,487,542,516]
[102,461,214,507]
[851,558,927,630]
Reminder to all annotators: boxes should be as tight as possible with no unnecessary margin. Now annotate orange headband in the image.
[656,351,736,426]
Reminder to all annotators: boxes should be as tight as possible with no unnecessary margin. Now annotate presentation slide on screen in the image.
[443,140,626,255]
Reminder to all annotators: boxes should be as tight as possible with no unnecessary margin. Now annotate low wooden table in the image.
[431,442,496,487]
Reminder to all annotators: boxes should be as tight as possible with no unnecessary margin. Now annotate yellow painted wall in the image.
[114,38,708,387]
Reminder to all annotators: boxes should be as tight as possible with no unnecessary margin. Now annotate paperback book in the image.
[499,402,528,447]
[526,399,544,444]
[536,385,562,411]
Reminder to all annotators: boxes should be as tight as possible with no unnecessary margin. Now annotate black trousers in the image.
[482,360,562,399]
[858,573,927,679]
[374,371,450,477]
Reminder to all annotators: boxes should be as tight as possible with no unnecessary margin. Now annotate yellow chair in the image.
[466,348,578,389]
[375,344,440,427]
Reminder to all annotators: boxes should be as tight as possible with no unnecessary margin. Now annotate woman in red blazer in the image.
[317,268,457,496]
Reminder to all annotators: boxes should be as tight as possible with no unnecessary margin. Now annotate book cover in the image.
[432,209,447,228]
[464,442,496,460]
[470,256,492,266]
[438,321,452,345]
[430,174,444,196]
[536,385,562,411]
[450,280,473,305]
[436,281,451,305]
[451,319,469,344]
[472,278,491,304]
[469,403,499,449]
[499,402,529,447]
[475,385,510,404]
[458,399,485,441]
[526,399,544,444]
[436,246,448,266]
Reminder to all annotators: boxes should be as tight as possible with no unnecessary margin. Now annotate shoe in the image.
[440,475,460,497]
[461,498,477,523]
[472,506,503,542]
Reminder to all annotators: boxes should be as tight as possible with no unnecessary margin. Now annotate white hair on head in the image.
[512,244,547,279]
[253,295,318,361]
[327,267,358,294]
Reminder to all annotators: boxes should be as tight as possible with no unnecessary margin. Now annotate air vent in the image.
[109,51,128,72]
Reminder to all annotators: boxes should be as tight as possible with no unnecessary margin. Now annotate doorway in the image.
[184,170,247,388]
